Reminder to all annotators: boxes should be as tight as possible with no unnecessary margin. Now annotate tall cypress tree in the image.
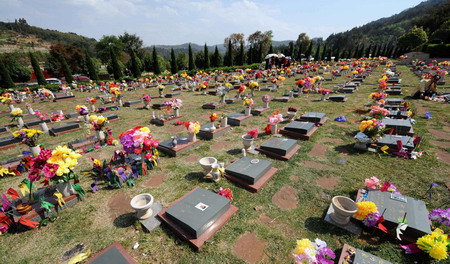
[257,44,262,63]
[365,44,372,57]
[58,53,73,83]
[321,43,327,61]
[212,46,220,67]
[268,44,273,54]
[170,48,178,74]
[305,42,313,60]
[314,43,321,61]
[130,49,141,78]
[204,44,210,69]
[224,39,233,66]
[237,42,244,66]
[288,41,294,57]
[335,47,341,61]
[247,46,253,64]
[85,51,99,80]
[152,46,161,75]
[188,43,195,71]
[29,52,46,85]
[110,47,122,80]
[356,45,364,58]
[0,59,15,88]
[373,44,380,57]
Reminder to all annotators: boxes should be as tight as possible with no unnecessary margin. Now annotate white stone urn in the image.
[27,106,35,115]
[263,101,269,108]
[143,101,150,109]
[130,193,154,220]
[174,108,180,117]
[8,104,15,111]
[90,104,96,112]
[210,122,216,131]
[118,98,123,107]
[270,124,277,134]
[96,130,105,141]
[220,117,228,127]
[242,134,254,150]
[40,122,49,133]
[30,145,41,156]
[188,132,196,142]
[287,111,296,121]
[56,182,75,197]
[199,157,217,175]
[17,117,24,128]
[244,107,251,116]
[83,115,90,123]
[331,196,358,225]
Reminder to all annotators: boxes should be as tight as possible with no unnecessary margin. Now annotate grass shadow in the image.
[184,171,205,182]
[334,144,357,156]
[304,217,350,236]
[113,212,136,228]
[226,148,242,155]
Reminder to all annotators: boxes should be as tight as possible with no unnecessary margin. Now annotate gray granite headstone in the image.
[25,118,51,127]
[50,123,80,134]
[225,157,272,184]
[367,190,431,238]
[165,188,230,238]
[0,126,7,133]
[300,112,325,123]
[381,118,412,133]
[284,121,314,135]
[0,136,20,147]
[353,249,392,264]
[260,138,297,156]
[103,113,119,121]
[329,95,347,102]
[386,110,409,119]
[385,98,404,105]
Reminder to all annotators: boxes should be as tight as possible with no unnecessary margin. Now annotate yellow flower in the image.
[417,235,434,251]
[192,123,200,134]
[11,109,23,116]
[0,166,15,177]
[354,201,377,220]
[429,243,448,260]
[93,159,102,167]
[89,115,98,121]
[294,239,313,255]
[139,127,150,133]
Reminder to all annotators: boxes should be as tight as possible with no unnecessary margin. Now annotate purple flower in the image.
[120,134,134,153]
[429,208,450,227]
[363,211,381,227]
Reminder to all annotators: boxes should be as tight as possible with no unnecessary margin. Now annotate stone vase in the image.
[198,157,217,175]
[90,104,96,112]
[220,117,228,127]
[210,122,216,131]
[27,107,35,115]
[83,115,90,123]
[30,145,41,156]
[130,193,154,220]
[96,130,105,141]
[143,101,150,109]
[17,117,24,128]
[263,102,269,108]
[56,182,75,197]
[242,134,254,150]
[211,163,221,182]
[270,124,278,134]
[8,104,15,111]
[330,196,358,225]
[175,108,180,117]
[40,122,49,133]
[221,95,226,103]
[287,111,296,121]
[118,99,123,107]
[320,94,326,101]
[188,132,196,142]
[244,107,251,116]
[171,136,177,147]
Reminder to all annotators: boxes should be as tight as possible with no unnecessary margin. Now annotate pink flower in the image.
[365,176,380,189]
[247,129,258,139]
[42,163,59,179]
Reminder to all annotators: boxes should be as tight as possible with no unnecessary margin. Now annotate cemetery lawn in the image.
[1,64,449,263]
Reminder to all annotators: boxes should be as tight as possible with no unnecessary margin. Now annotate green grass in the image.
[0,63,449,263]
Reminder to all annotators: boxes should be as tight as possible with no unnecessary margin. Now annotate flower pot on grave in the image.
[320,94,326,101]
[287,111,296,121]
[174,108,180,117]
[17,117,24,128]
[270,124,278,134]
[57,110,64,115]
[90,104,96,112]
[210,122,216,131]
[16,202,33,215]
[242,134,254,150]
[83,115,90,123]
[221,95,226,103]
[211,163,221,182]
[30,146,41,156]
[198,157,217,175]
[143,101,150,109]
[27,107,35,115]
[118,99,123,107]
[330,196,358,225]
[354,142,368,151]
[220,117,228,127]
[244,107,251,116]
[130,193,154,220]
[56,182,75,197]
[263,101,269,108]
[159,90,164,97]
[8,104,15,111]
[40,122,49,133]
[289,91,294,98]
[188,132,196,142]
[96,130,105,141]
[171,136,177,147]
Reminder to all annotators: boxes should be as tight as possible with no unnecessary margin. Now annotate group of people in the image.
[412,74,441,99]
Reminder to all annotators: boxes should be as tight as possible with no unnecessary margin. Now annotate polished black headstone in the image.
[284,121,314,135]
[166,188,230,238]
[300,112,325,123]
[123,100,141,107]
[385,98,404,105]
[386,110,409,119]
[225,157,272,184]
[49,123,80,134]
[0,136,20,147]
[377,134,414,152]
[382,118,412,133]
[103,113,119,121]
[260,138,297,156]
[329,95,347,101]
[25,118,51,127]
[0,126,7,133]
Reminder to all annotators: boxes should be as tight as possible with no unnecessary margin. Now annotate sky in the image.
[0,0,427,46]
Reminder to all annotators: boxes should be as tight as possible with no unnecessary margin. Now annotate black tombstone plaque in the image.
[284,121,314,135]
[299,112,326,123]
[329,95,347,102]
[260,138,297,156]
[377,135,415,152]
[381,118,412,134]
[225,157,272,184]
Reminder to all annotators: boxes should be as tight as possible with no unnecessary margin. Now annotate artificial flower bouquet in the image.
[292,238,335,264]
[210,113,218,123]
[268,110,283,125]
[369,106,390,119]
[89,115,108,131]
[142,94,152,102]
[86,97,97,104]
[75,105,89,115]
[249,81,259,89]
[12,128,42,147]
[10,108,23,121]
[243,97,254,107]
[358,119,386,140]
[184,121,200,135]
[416,228,449,260]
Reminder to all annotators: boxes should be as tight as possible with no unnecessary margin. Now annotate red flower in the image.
[247,129,258,139]
[264,124,271,134]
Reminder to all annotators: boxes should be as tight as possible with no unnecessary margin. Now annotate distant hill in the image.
[326,0,450,50]
[0,19,97,54]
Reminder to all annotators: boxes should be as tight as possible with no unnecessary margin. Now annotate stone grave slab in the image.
[140,202,162,232]
[0,135,20,150]
[158,187,238,250]
[251,107,270,116]
[122,100,142,107]
[225,157,278,192]
[387,77,400,83]
[0,155,30,170]
[55,95,75,101]
[25,118,51,127]
[386,110,409,119]
[197,123,231,140]
[68,136,99,150]
[280,121,318,140]
[165,92,181,98]
[96,105,120,113]
[227,113,253,126]
[225,97,239,104]
[329,95,347,102]
[171,86,182,91]
[207,90,217,96]
[353,77,363,82]
[150,115,182,126]
[272,96,292,103]
[376,134,415,152]
[0,126,8,133]
[297,112,328,124]
[361,189,432,241]
[157,136,201,157]
[385,88,402,95]
[152,103,166,110]
[201,102,226,109]
[337,244,392,264]
[385,98,404,105]
[342,87,355,93]
[255,137,300,161]
[49,122,82,136]
[86,242,137,264]
[103,113,119,122]
[323,203,362,235]
[382,104,401,111]
[65,112,79,119]
[382,118,414,135]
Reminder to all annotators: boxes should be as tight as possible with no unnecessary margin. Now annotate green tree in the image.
[397,26,428,51]
[110,47,123,80]
[29,52,47,85]
[152,46,161,75]
[365,44,372,57]
[204,44,210,69]
[170,48,178,74]
[57,53,73,83]
[143,52,153,72]
[95,35,124,63]
[224,39,233,66]
[188,43,195,71]
[429,20,450,44]
[177,52,187,71]
[288,41,294,57]
[237,42,245,66]
[119,32,143,55]
[211,46,221,67]
[305,42,313,60]
[268,44,273,54]
[130,49,141,78]
[0,59,16,88]
[85,51,99,80]
[335,47,341,60]
[321,42,327,61]
[314,43,321,61]
[194,51,205,69]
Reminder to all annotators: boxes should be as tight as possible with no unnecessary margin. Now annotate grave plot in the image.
[158,187,238,250]
[0,135,20,150]
[279,121,318,140]
[227,113,253,126]
[224,157,278,192]
[381,118,414,136]
[337,244,392,264]
[201,102,226,109]
[49,122,82,136]
[122,100,142,107]
[86,242,137,264]
[375,134,415,152]
[157,136,201,157]
[296,112,329,125]
[255,137,300,161]
[197,123,231,140]
[150,115,182,126]
[386,110,410,119]
[328,95,348,102]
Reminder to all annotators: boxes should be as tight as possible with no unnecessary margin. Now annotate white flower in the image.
[314,238,327,249]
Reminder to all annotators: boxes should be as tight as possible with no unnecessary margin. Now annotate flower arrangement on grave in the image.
[75,105,89,115]
[0,165,15,177]
[0,96,13,105]
[288,106,298,113]
[89,115,108,131]
[249,81,259,89]
[10,108,23,122]
[246,128,258,139]
[292,238,336,264]
[86,97,97,104]
[237,84,246,97]
[243,97,254,107]
[12,128,42,147]
[198,81,209,92]
[50,112,65,122]
[119,126,159,157]
[358,119,386,140]
[429,208,450,227]
[45,146,83,184]
[110,87,122,99]
[268,110,283,125]
[210,113,218,123]
[318,88,331,95]
[217,187,233,202]
[369,91,388,100]
[369,106,390,119]
[184,121,200,135]
[142,94,152,102]
[224,82,233,88]
[416,228,449,260]
[353,201,381,227]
